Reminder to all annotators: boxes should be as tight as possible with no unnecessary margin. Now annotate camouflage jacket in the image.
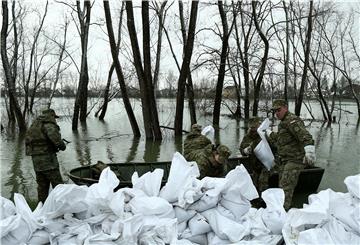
[25,114,66,156]
[183,132,212,160]
[269,112,314,163]
[186,144,224,179]
[239,131,264,172]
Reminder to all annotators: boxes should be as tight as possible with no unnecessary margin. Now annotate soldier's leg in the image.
[258,168,270,193]
[279,162,304,210]
[47,168,64,189]
[35,171,50,203]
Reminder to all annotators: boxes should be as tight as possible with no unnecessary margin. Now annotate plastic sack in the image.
[129,196,175,219]
[261,188,287,234]
[188,193,220,212]
[174,206,196,223]
[132,168,164,197]
[344,174,360,199]
[188,213,211,236]
[201,125,215,144]
[160,152,199,203]
[254,118,275,170]
[202,208,249,242]
[220,193,251,221]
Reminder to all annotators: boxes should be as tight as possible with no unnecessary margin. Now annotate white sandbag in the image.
[220,192,251,221]
[297,228,333,245]
[254,118,274,170]
[199,177,228,197]
[224,165,258,201]
[181,228,208,245]
[329,192,360,234]
[234,234,283,245]
[216,204,236,221]
[160,152,200,203]
[242,208,270,238]
[261,188,287,234]
[207,231,230,245]
[108,191,125,218]
[174,206,196,223]
[202,208,249,242]
[39,184,89,219]
[322,217,360,244]
[188,213,211,236]
[0,196,15,219]
[1,215,33,245]
[177,178,204,208]
[131,169,164,197]
[139,216,178,244]
[28,229,50,244]
[129,196,175,219]
[344,174,360,199]
[188,193,220,212]
[201,125,215,144]
[178,220,188,234]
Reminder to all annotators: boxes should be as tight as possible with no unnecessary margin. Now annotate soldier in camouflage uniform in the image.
[186,144,231,179]
[266,99,316,210]
[25,109,66,203]
[183,124,212,160]
[239,117,270,192]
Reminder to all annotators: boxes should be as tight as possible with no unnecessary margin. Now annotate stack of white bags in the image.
[1,152,359,245]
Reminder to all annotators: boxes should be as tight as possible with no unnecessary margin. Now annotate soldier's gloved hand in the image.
[303,145,316,166]
[264,129,272,137]
[244,146,252,155]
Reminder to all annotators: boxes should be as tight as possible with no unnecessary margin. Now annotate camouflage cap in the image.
[216,144,231,164]
[248,117,261,128]
[191,124,202,133]
[42,108,59,118]
[272,99,288,110]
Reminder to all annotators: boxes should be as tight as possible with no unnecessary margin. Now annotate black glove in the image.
[58,142,66,151]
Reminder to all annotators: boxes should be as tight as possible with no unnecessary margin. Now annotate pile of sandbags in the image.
[283,174,360,245]
[1,152,359,244]
[0,152,286,245]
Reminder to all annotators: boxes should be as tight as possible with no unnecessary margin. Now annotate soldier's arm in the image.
[288,120,314,146]
[239,135,252,155]
[43,123,66,151]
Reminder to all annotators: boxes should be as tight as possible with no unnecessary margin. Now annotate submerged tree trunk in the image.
[1,0,26,133]
[103,1,140,137]
[179,1,197,126]
[174,1,198,136]
[213,1,231,128]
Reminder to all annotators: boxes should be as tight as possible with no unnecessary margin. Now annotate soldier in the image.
[186,144,231,179]
[266,99,316,210]
[239,117,270,192]
[183,124,212,160]
[25,109,66,203]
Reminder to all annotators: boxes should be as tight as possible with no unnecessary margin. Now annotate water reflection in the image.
[143,140,161,162]
[125,137,140,162]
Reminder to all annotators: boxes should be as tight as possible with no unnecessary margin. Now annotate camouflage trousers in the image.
[278,161,305,210]
[35,169,63,203]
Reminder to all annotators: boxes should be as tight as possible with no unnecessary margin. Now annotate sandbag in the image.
[254,118,275,170]
[132,169,164,197]
[160,152,200,203]
[188,213,211,236]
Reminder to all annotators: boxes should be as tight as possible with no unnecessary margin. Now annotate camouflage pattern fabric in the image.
[34,167,63,203]
[269,111,314,209]
[279,161,305,210]
[183,131,212,160]
[25,114,66,158]
[187,144,224,179]
[269,112,314,163]
[26,110,66,202]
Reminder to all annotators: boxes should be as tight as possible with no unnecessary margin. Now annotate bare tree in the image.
[125,1,162,140]
[103,0,140,137]
[174,1,199,135]
[1,0,26,132]
[71,0,91,130]
[295,0,314,116]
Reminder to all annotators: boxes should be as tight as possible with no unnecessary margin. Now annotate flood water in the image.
[1,98,359,202]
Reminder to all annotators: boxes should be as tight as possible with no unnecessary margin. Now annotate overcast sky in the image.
[8,0,360,89]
